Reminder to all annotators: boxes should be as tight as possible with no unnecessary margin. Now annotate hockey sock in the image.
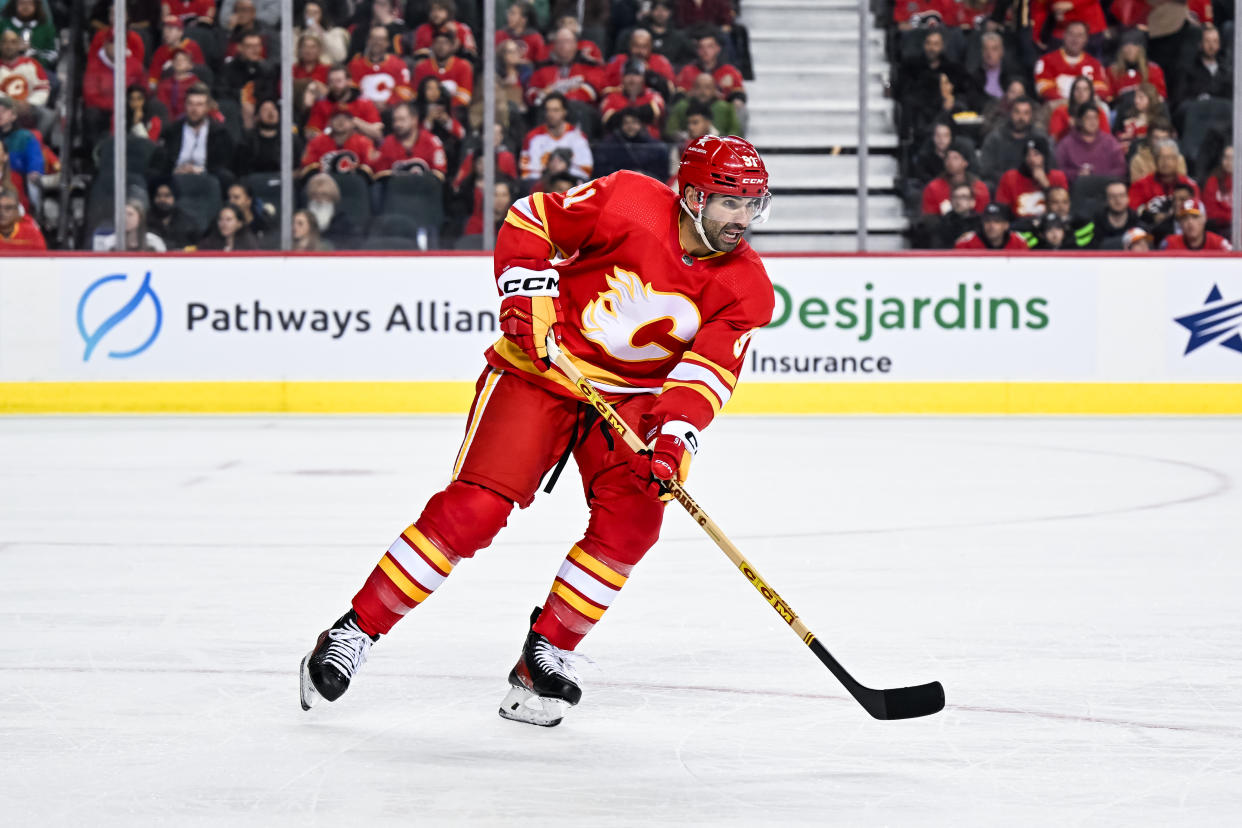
[352,523,458,636]
[533,544,631,650]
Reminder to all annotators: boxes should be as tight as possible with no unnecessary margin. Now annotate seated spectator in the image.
[147,14,203,90]
[350,24,412,110]
[1055,101,1125,183]
[124,84,163,142]
[305,64,383,140]
[348,0,409,58]
[1121,226,1152,251]
[296,2,348,65]
[0,183,41,248]
[1130,139,1200,226]
[495,1,543,66]
[87,16,146,68]
[418,76,465,171]
[933,182,982,249]
[602,28,675,100]
[82,30,146,137]
[1148,180,1196,243]
[221,31,277,128]
[292,208,332,251]
[676,0,735,28]
[223,0,272,61]
[409,0,476,60]
[164,0,216,27]
[147,178,199,249]
[897,29,969,143]
[300,107,376,175]
[293,32,330,85]
[980,79,1036,139]
[525,27,603,110]
[1128,120,1177,181]
[519,91,592,181]
[303,171,359,248]
[92,197,167,251]
[460,175,515,240]
[156,48,206,120]
[1203,145,1232,234]
[1031,211,1081,249]
[1034,22,1107,103]
[1107,31,1166,101]
[0,0,58,70]
[675,32,745,105]
[603,108,658,147]
[226,179,271,239]
[221,0,281,27]
[969,32,1023,105]
[1031,0,1106,54]
[158,83,234,187]
[539,14,603,65]
[912,120,954,183]
[233,97,297,174]
[1112,82,1168,155]
[373,100,448,179]
[0,136,25,209]
[633,1,691,69]
[1048,76,1110,142]
[1046,185,1072,222]
[681,100,717,142]
[955,202,1028,249]
[980,95,1041,187]
[893,0,949,29]
[412,28,473,109]
[922,140,990,215]
[665,71,741,143]
[496,38,530,113]
[1082,179,1141,247]
[197,203,258,251]
[1178,26,1231,106]
[1161,199,1233,251]
[0,93,41,195]
[996,137,1068,219]
[600,60,665,138]
[0,27,49,117]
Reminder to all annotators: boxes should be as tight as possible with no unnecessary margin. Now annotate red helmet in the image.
[678,135,769,201]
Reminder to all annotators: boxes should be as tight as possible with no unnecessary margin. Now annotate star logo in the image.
[1174,284,1242,356]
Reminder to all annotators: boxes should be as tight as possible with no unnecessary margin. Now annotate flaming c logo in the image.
[76,271,163,361]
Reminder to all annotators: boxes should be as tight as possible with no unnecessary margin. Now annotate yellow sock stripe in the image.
[378,555,430,603]
[402,525,455,575]
[567,545,627,588]
[452,369,502,480]
[552,581,606,621]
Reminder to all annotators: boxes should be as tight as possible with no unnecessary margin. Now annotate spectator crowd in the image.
[893,0,1234,251]
[0,0,752,251]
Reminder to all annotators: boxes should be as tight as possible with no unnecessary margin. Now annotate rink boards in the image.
[0,252,1239,414]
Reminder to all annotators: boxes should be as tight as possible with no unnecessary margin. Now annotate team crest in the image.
[580,267,700,362]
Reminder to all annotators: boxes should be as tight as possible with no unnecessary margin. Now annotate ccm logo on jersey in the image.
[499,266,560,297]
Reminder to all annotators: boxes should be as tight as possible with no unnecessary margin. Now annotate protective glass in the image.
[701,192,772,226]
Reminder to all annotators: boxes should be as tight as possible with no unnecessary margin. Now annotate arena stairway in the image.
[741,0,907,251]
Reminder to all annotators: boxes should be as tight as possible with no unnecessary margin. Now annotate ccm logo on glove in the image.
[501,272,559,296]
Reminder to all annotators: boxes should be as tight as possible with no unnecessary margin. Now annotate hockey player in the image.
[300,135,774,726]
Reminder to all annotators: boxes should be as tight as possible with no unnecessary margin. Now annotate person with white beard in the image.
[304,172,361,249]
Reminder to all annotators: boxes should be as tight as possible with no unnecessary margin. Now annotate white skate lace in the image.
[323,622,372,678]
[532,638,594,684]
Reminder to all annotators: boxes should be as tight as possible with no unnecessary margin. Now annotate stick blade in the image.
[868,681,945,720]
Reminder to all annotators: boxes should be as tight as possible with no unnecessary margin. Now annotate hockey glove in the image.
[498,265,564,372]
[627,413,701,501]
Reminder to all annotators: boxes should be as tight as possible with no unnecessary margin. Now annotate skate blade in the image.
[497,684,570,727]
[299,652,321,711]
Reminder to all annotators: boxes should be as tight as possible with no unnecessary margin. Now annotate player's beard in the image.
[702,216,747,252]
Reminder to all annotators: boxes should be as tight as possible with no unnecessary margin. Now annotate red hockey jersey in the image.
[490,171,774,431]
[349,54,411,108]
[1162,232,1232,251]
[372,131,447,177]
[1034,49,1108,101]
[954,230,1028,250]
[412,56,473,107]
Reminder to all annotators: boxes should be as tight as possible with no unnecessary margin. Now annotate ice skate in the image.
[498,608,587,727]
[299,610,379,710]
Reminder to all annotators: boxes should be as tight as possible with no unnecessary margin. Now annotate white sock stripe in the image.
[387,538,448,592]
[667,362,732,406]
[557,558,621,607]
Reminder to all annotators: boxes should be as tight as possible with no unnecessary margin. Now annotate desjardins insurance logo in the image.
[769,282,1049,341]
[77,271,163,360]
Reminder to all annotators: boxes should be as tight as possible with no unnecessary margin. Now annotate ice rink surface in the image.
[2,414,1240,826]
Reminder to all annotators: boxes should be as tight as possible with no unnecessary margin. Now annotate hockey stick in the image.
[546,336,944,720]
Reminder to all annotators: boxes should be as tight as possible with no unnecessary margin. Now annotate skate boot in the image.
[299,610,379,711]
[498,607,586,727]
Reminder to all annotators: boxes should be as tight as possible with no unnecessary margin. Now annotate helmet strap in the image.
[679,190,723,254]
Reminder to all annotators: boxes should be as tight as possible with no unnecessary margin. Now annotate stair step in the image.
[749,233,909,253]
[759,194,906,232]
[744,0,875,8]
[751,41,887,65]
[747,112,894,139]
[763,154,898,190]
[753,132,899,150]
[744,9,876,29]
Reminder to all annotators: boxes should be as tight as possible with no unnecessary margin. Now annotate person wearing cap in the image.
[524,27,603,109]
[300,107,377,177]
[147,14,204,90]
[995,136,1068,220]
[921,139,990,216]
[1122,226,1152,252]
[601,28,675,100]
[1161,200,1233,251]
[955,202,1029,250]
[155,47,204,120]
[1031,211,1077,250]
[411,27,473,109]
[600,59,665,139]
[1055,99,1125,184]
[305,64,383,140]
[1107,30,1166,101]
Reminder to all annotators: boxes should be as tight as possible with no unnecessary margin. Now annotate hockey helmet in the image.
[677,135,772,227]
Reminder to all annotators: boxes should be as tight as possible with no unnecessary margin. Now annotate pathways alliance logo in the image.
[1174,284,1242,357]
[77,271,163,361]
